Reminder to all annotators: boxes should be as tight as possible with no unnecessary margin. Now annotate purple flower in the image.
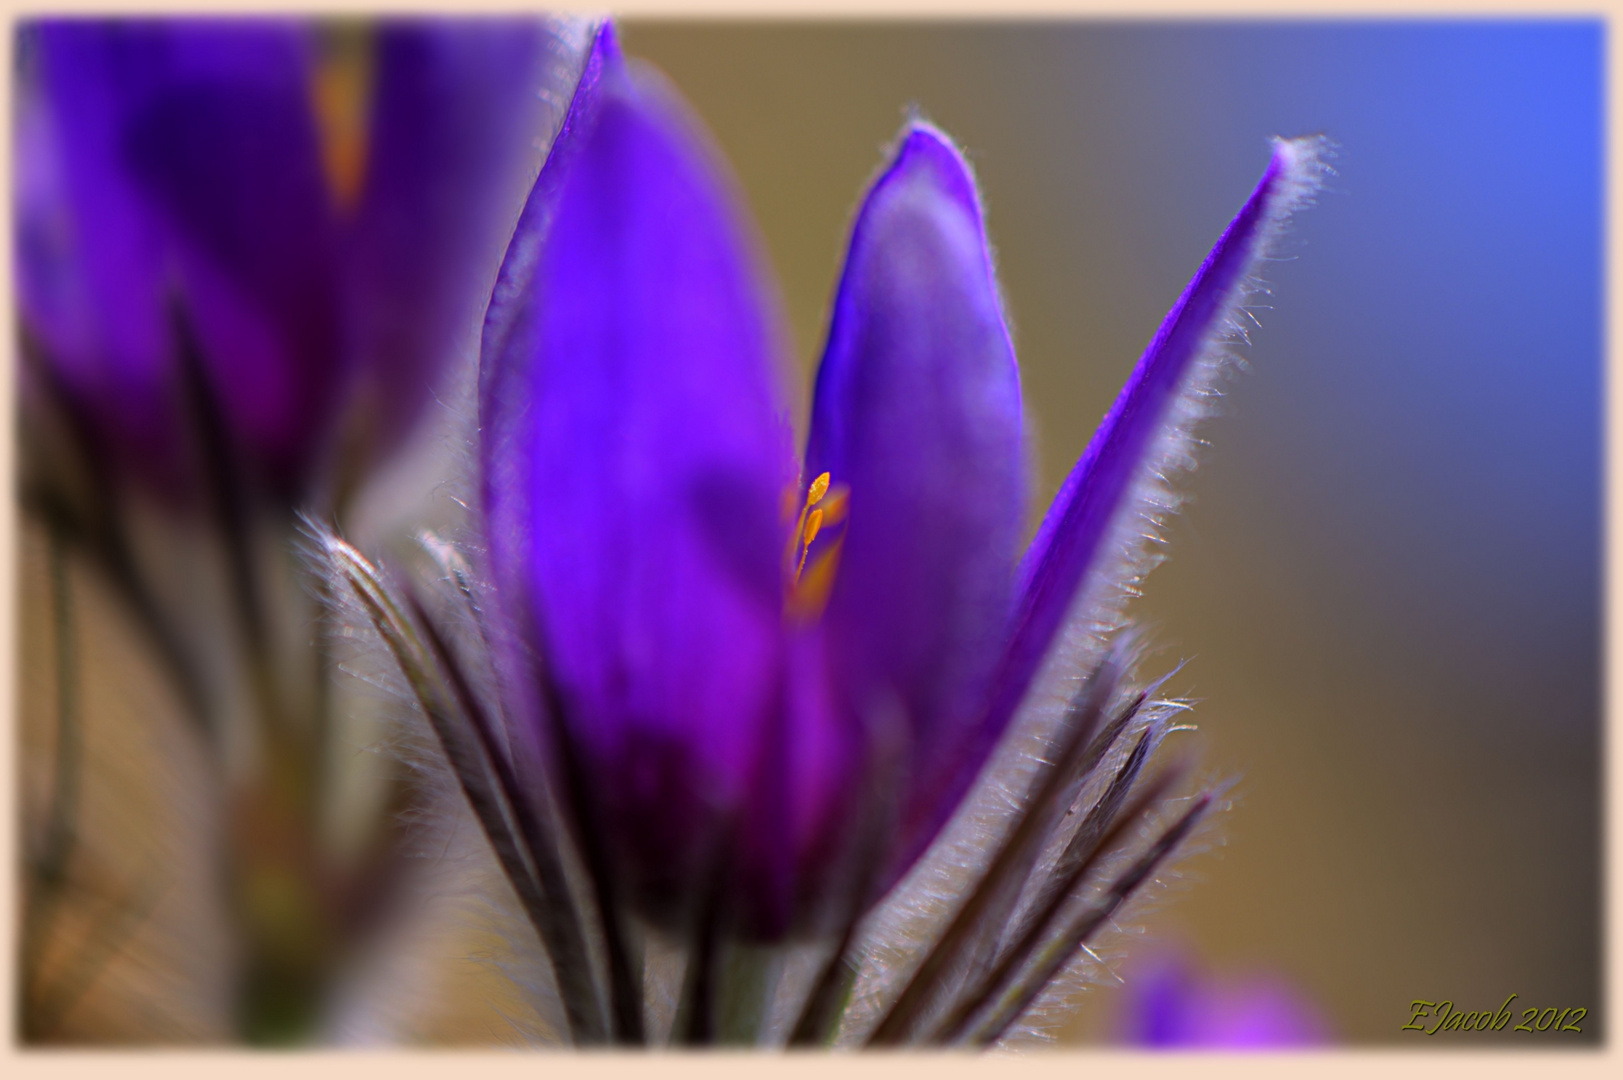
[15,18,564,502]
[480,25,1326,939]
[1120,952,1331,1048]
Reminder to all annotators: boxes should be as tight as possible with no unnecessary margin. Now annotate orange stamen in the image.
[785,471,849,620]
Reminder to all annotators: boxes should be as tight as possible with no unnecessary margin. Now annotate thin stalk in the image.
[787,934,862,1048]
[414,533,513,766]
[962,688,1147,985]
[306,568,335,802]
[172,304,263,652]
[716,944,780,1045]
[171,303,285,744]
[865,661,1128,1046]
[674,865,727,1046]
[403,585,606,1042]
[933,757,1184,1045]
[17,333,208,730]
[996,724,1157,967]
[333,542,607,1043]
[966,793,1213,1046]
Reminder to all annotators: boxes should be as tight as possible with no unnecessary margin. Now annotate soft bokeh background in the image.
[622,19,1602,1043]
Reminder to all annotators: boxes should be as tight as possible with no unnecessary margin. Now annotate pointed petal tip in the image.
[880,119,984,224]
[1181,133,1334,333]
[1260,133,1336,222]
[1271,131,1337,170]
[576,17,623,85]
[895,118,961,164]
[479,13,628,438]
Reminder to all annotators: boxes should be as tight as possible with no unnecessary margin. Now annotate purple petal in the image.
[16,19,343,496]
[943,138,1329,854]
[114,22,345,495]
[481,21,619,596]
[15,23,226,492]
[803,123,1027,875]
[477,20,618,822]
[480,23,619,404]
[486,60,798,913]
[731,628,866,936]
[343,18,569,468]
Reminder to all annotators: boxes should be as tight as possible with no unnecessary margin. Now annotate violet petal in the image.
[804,122,1027,876]
[345,19,565,466]
[489,62,798,913]
[16,23,173,483]
[477,21,619,836]
[930,138,1328,873]
[112,21,345,495]
[481,21,619,604]
[17,20,338,495]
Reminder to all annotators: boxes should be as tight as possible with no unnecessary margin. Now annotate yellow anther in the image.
[803,507,825,548]
[782,470,850,619]
[806,471,831,507]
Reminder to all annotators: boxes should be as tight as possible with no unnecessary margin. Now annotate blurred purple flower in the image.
[479,24,1326,939]
[15,18,562,501]
[1121,952,1330,1048]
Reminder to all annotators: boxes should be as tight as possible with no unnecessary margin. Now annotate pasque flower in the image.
[15,18,564,502]
[314,21,1326,1045]
[477,21,1328,948]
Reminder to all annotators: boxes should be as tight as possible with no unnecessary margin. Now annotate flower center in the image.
[785,470,849,621]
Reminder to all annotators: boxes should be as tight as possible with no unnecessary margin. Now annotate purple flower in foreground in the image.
[479,25,1328,942]
[15,18,562,502]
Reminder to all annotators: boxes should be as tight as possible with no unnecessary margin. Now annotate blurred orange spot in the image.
[310,26,372,213]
